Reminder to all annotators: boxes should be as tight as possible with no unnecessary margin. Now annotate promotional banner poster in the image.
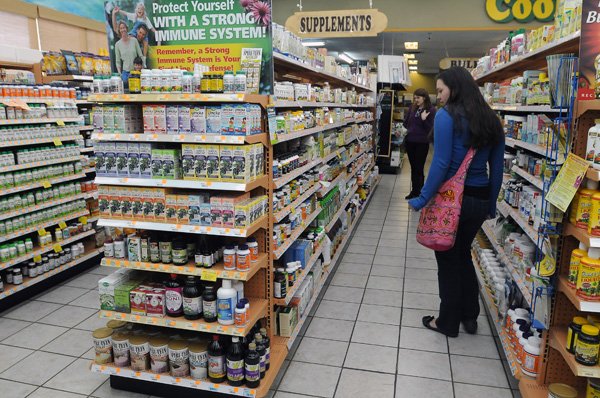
[104,0,273,94]
[578,0,600,100]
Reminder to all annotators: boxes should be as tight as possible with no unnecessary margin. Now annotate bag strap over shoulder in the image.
[453,148,477,183]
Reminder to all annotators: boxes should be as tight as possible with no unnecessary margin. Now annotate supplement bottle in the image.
[591,192,600,237]
[246,237,259,263]
[255,334,266,379]
[237,244,250,271]
[234,71,247,94]
[217,280,237,325]
[245,342,261,388]
[208,335,226,383]
[234,302,247,326]
[165,274,184,317]
[223,71,235,94]
[568,243,588,287]
[586,119,600,165]
[226,336,244,386]
[260,328,271,370]
[577,248,600,301]
[223,245,236,270]
[575,324,600,366]
[575,180,599,229]
[202,285,217,322]
[183,275,202,320]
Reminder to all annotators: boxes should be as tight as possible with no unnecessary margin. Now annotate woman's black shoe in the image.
[462,319,478,334]
[405,192,418,200]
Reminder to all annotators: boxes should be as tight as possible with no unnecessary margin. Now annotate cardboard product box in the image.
[131,188,144,219]
[176,194,190,224]
[206,106,222,135]
[120,188,133,219]
[294,240,312,268]
[154,105,167,134]
[94,142,106,176]
[98,272,130,310]
[128,236,142,261]
[194,145,207,179]
[219,145,234,181]
[206,145,220,180]
[143,105,155,133]
[139,143,153,178]
[151,149,163,178]
[254,144,264,177]
[103,106,115,133]
[166,106,179,134]
[153,189,167,221]
[141,188,155,220]
[161,149,182,180]
[113,106,126,134]
[190,106,207,135]
[145,288,166,317]
[221,104,236,135]
[127,143,140,177]
[129,286,148,315]
[178,105,192,134]
[234,199,250,228]
[108,187,122,218]
[232,105,247,135]
[104,142,117,177]
[188,195,202,224]
[115,142,129,176]
[166,194,178,223]
[232,145,251,182]
[181,144,196,180]
[278,306,299,337]
[98,185,110,217]
[199,202,212,226]
[92,105,104,132]
[210,196,222,227]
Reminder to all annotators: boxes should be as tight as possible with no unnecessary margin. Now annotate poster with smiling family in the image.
[103,0,274,94]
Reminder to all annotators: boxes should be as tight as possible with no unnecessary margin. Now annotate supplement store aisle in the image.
[0,166,515,398]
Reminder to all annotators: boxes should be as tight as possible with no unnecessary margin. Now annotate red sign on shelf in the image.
[579,0,600,100]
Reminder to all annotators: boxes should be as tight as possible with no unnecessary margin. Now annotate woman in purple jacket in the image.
[403,88,436,199]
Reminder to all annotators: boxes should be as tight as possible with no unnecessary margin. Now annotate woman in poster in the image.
[114,20,144,85]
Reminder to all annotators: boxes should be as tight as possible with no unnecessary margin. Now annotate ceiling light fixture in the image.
[404,42,419,50]
[408,60,418,65]
[409,66,418,71]
[303,41,325,47]
[403,53,415,59]
[339,53,354,64]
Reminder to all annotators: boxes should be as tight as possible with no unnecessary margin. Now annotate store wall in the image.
[405,73,437,95]
[273,0,544,31]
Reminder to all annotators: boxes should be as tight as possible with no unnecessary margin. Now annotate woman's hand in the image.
[420,110,430,121]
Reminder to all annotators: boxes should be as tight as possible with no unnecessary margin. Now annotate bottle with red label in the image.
[208,335,226,383]
[165,274,183,317]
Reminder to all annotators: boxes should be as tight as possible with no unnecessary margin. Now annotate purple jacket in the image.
[403,106,436,143]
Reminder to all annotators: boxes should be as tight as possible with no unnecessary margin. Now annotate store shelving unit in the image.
[511,165,544,191]
[491,104,567,113]
[95,175,269,192]
[273,208,322,259]
[92,132,268,145]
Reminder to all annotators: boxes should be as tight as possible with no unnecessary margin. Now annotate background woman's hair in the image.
[437,67,503,149]
[411,88,433,111]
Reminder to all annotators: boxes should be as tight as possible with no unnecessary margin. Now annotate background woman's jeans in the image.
[434,194,489,336]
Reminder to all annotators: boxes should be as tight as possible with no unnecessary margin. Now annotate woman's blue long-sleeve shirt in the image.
[408,108,505,217]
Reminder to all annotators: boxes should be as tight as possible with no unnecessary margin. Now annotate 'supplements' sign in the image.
[104,0,273,94]
[285,9,388,38]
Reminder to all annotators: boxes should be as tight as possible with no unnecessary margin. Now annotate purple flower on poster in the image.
[250,1,271,26]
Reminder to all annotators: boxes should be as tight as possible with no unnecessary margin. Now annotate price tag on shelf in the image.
[53,138,62,146]
[53,244,62,253]
[33,255,42,263]
[41,180,52,189]
[58,221,67,229]
[38,228,47,236]
[56,120,65,126]
[201,269,218,282]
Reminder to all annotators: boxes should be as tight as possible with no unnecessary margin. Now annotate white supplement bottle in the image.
[217,280,237,325]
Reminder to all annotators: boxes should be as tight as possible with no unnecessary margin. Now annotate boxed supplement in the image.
[113,106,126,134]
[234,105,249,135]
[120,188,133,219]
[234,199,250,228]
[151,149,163,178]
[194,144,208,179]
[176,195,189,224]
[153,189,167,220]
[98,272,129,310]
[145,288,166,317]
[188,195,202,224]
[139,143,153,178]
[154,105,167,134]
[129,287,148,315]
[143,105,155,133]
[109,187,122,217]
[179,105,191,134]
[131,189,144,219]
[210,196,222,227]
[161,149,182,179]
[104,142,117,176]
[95,142,106,175]
[232,145,251,182]
[128,236,141,261]
[206,106,221,134]
[92,105,104,131]
[142,188,155,220]
[219,145,234,181]
[182,144,196,180]
[191,106,207,135]
[199,201,212,226]
[114,280,140,313]
[103,106,115,133]
[116,142,129,176]
[206,145,220,180]
[98,186,110,217]
[166,194,178,223]
[221,105,236,134]
[127,143,140,176]
[166,106,179,134]
[278,306,299,337]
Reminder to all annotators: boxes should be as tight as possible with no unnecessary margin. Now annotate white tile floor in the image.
[0,167,519,398]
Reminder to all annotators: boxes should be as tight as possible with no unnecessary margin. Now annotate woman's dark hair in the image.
[411,88,432,111]
[437,67,503,149]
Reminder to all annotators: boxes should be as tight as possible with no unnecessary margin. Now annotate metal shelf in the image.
[0,247,103,299]
[0,209,89,244]
[491,104,566,113]
[497,201,540,248]
[95,175,268,192]
[42,75,93,83]
[273,120,350,144]
[274,207,321,259]
[273,159,322,189]
[557,275,600,312]
[0,135,81,148]
[93,132,267,145]
[0,117,82,126]
[318,172,347,198]
[0,156,83,173]
[504,137,566,163]
[564,222,600,248]
[511,165,544,190]
[273,100,374,108]
[0,173,87,198]
[0,193,87,222]
[98,215,268,238]
[99,298,268,337]
[101,252,268,282]
[274,184,320,223]
[474,31,580,84]
[89,93,269,107]
[273,244,325,307]
[0,229,95,271]
[324,185,358,233]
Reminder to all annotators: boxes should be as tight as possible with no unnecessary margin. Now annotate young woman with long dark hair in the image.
[403,88,436,199]
[408,67,505,337]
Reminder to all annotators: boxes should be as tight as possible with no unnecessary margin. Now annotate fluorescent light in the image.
[408,60,418,65]
[404,42,419,50]
[403,53,415,59]
[303,41,325,47]
[339,53,354,64]
[409,66,418,71]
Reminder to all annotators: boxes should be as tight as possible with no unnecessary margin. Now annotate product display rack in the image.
[94,175,269,191]
[92,132,268,145]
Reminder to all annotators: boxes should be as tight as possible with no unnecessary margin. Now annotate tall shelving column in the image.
[270,52,379,349]
[473,32,582,397]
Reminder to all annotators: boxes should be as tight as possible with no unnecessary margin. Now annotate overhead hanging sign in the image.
[485,0,556,23]
[439,58,479,70]
[104,0,273,94]
[285,9,388,38]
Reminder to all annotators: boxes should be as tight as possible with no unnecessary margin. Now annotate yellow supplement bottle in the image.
[576,180,600,229]
[591,192,600,236]
[568,243,588,288]
[577,248,600,301]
